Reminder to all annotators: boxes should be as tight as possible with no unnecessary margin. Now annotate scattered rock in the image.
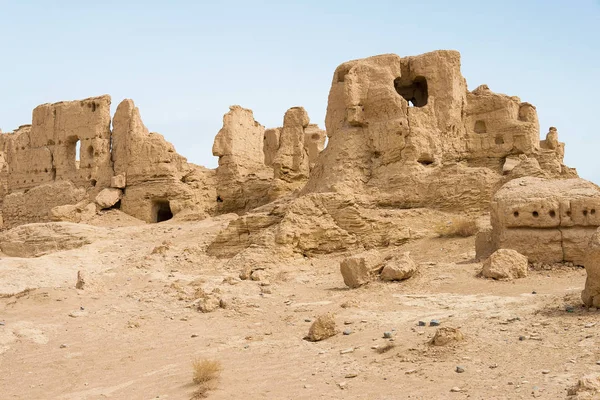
[250,269,268,281]
[340,348,355,354]
[541,369,550,374]
[418,321,426,326]
[430,327,464,346]
[482,249,528,280]
[567,373,600,396]
[383,331,393,339]
[196,296,221,313]
[345,373,358,378]
[306,313,337,342]
[95,188,123,209]
[340,250,385,288]
[456,366,465,373]
[380,252,418,281]
[430,319,440,327]
[450,387,462,392]
[343,329,352,335]
[59,344,67,349]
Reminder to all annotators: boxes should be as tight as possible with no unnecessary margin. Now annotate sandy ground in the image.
[0,213,598,399]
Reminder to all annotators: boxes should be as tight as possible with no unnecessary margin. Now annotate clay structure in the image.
[477,177,600,264]
[0,50,584,232]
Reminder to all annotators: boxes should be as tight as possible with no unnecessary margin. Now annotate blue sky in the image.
[1,0,599,182]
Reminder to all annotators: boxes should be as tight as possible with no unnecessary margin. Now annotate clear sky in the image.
[1,0,598,182]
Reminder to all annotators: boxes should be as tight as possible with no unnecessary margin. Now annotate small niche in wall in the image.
[474,120,487,133]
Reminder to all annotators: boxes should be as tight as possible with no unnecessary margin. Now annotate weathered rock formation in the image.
[302,51,576,211]
[213,106,272,214]
[0,95,216,227]
[476,177,600,264]
[582,228,600,307]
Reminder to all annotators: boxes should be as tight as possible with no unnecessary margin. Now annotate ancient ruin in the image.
[477,177,600,264]
[2,49,599,399]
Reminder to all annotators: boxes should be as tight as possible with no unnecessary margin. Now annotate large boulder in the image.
[340,250,385,288]
[95,188,122,209]
[582,229,600,307]
[380,252,417,281]
[481,249,528,280]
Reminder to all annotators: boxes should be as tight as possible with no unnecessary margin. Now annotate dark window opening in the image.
[152,199,173,223]
[513,211,519,217]
[474,120,487,133]
[495,136,505,145]
[418,159,434,166]
[216,195,223,203]
[532,211,539,217]
[583,210,588,216]
[90,179,97,187]
[549,210,556,218]
[394,76,428,107]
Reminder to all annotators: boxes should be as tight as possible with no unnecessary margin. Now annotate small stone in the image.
[405,369,417,374]
[565,305,575,313]
[541,369,550,374]
[519,336,526,341]
[430,319,440,327]
[585,323,596,328]
[489,363,498,369]
[345,373,358,378]
[0,322,4,326]
[305,319,312,322]
[456,366,465,373]
[337,382,347,389]
[383,331,393,338]
[60,344,67,348]
[343,329,352,335]
[344,321,353,325]
[450,387,462,392]
[340,348,355,354]
[418,321,426,326]
[191,334,198,338]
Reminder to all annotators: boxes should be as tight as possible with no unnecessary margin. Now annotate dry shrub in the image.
[434,217,478,238]
[191,359,221,399]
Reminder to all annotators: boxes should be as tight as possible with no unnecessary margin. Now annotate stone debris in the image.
[380,252,418,281]
[340,250,385,288]
[430,327,464,346]
[481,249,529,280]
[306,313,337,342]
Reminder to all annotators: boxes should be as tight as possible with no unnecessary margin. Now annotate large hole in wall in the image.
[152,199,173,223]
[67,137,81,170]
[394,76,428,107]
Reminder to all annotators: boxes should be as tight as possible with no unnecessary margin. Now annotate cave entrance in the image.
[394,76,428,107]
[152,199,173,223]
